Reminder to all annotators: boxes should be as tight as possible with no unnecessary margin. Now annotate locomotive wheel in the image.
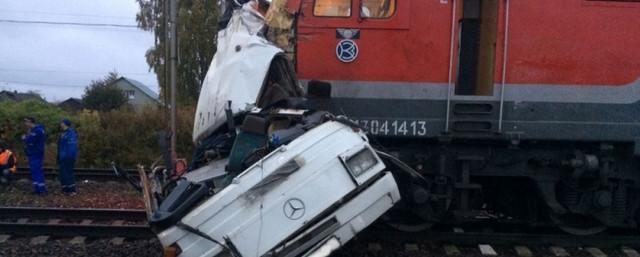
[550,213,607,236]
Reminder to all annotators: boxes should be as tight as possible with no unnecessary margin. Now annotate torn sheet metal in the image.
[193,3,283,143]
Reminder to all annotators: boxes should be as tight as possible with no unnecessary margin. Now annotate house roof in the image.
[0,90,44,102]
[59,98,82,104]
[58,97,83,111]
[112,77,161,103]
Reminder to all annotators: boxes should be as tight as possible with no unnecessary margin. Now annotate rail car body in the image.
[295,0,640,140]
[289,0,640,233]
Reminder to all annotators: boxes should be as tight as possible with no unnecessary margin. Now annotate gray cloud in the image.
[0,0,157,102]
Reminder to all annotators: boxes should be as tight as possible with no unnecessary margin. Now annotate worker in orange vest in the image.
[0,142,17,184]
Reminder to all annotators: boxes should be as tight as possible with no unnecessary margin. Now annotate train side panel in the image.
[297,0,640,86]
[508,0,640,85]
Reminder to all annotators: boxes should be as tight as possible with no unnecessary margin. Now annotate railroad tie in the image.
[622,247,640,257]
[478,244,498,256]
[514,245,533,257]
[47,218,61,224]
[30,235,49,245]
[111,220,125,226]
[110,237,125,245]
[0,234,11,243]
[69,236,86,245]
[443,244,461,256]
[550,246,570,257]
[585,247,607,257]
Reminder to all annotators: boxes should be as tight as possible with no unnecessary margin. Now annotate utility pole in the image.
[164,0,170,122]
[169,0,178,167]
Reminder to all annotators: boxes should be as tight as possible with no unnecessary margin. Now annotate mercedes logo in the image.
[283,198,306,220]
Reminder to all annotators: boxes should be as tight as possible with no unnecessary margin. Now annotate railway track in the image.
[351,225,640,257]
[14,167,138,181]
[365,229,640,248]
[1,207,640,256]
[344,239,639,257]
[0,207,153,239]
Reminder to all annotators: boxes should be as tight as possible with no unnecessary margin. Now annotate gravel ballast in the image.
[0,178,144,209]
[0,238,162,257]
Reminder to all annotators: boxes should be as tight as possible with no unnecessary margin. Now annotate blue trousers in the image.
[58,159,76,193]
[28,156,47,193]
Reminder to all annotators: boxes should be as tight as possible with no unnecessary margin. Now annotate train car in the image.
[288,0,640,234]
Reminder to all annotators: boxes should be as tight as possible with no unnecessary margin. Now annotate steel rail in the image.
[16,167,137,173]
[0,222,154,238]
[14,167,139,180]
[0,207,147,221]
[362,229,640,248]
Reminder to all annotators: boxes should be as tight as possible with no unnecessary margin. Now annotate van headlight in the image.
[344,148,378,177]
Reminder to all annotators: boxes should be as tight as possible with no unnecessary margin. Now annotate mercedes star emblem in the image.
[283,198,306,220]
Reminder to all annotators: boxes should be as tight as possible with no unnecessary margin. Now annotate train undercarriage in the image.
[372,137,640,235]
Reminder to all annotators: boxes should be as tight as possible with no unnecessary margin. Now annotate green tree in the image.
[136,0,219,105]
[82,72,128,112]
[0,100,68,165]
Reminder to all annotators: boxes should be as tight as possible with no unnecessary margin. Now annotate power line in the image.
[0,68,152,76]
[0,80,159,89]
[0,9,135,20]
[0,80,85,88]
[0,19,138,28]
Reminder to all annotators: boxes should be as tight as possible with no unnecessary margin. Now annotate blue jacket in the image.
[58,128,78,161]
[23,124,46,158]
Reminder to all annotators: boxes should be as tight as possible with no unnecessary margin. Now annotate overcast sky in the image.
[0,0,158,102]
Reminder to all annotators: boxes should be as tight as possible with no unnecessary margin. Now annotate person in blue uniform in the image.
[22,117,47,195]
[57,118,78,195]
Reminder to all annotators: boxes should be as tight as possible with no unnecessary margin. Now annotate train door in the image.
[455,0,499,96]
[447,0,502,135]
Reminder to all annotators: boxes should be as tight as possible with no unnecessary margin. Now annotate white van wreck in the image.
[145,1,402,257]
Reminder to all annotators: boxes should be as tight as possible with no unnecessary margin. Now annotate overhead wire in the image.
[0,9,135,20]
[0,68,152,76]
[0,80,159,89]
[0,80,85,88]
[0,19,138,28]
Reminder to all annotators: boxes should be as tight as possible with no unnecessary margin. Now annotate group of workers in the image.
[0,117,78,196]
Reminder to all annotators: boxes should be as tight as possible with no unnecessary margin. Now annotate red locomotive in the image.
[289,0,640,234]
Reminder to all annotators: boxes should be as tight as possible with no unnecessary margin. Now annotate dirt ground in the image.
[0,238,162,257]
[0,178,144,209]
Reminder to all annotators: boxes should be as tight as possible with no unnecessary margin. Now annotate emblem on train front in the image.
[283,198,306,220]
[336,39,358,63]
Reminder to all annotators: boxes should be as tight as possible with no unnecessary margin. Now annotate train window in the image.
[361,0,396,18]
[314,0,352,17]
